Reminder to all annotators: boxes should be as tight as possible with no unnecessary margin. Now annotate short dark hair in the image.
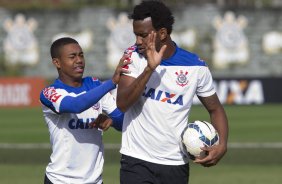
[50,37,79,59]
[129,0,174,34]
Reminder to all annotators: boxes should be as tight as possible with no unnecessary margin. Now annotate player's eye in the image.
[140,34,148,38]
[135,33,148,39]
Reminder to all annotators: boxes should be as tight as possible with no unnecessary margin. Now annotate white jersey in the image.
[120,45,216,165]
[40,77,117,184]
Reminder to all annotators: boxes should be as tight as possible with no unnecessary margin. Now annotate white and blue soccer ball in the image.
[181,120,219,159]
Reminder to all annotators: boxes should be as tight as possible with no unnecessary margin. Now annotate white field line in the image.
[0,142,282,149]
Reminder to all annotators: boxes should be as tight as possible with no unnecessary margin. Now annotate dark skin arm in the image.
[117,31,167,112]
[89,54,132,131]
[194,94,229,167]
[117,67,154,112]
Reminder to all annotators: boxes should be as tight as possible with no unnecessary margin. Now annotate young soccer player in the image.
[117,1,229,184]
[40,37,129,184]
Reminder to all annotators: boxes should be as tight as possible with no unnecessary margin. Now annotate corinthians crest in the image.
[175,70,189,87]
[3,14,39,66]
[212,11,249,69]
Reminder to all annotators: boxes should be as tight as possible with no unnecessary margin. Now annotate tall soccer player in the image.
[40,37,130,184]
[117,1,229,184]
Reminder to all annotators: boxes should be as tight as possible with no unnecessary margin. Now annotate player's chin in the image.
[73,73,83,79]
[77,72,84,76]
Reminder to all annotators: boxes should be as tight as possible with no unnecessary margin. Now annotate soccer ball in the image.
[181,120,219,159]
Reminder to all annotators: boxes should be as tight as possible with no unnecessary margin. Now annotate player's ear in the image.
[52,58,61,69]
[158,28,168,41]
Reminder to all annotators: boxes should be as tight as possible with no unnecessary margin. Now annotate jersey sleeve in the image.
[196,66,216,97]
[100,92,118,115]
[40,87,69,113]
[108,108,124,131]
[100,93,124,131]
[40,79,116,114]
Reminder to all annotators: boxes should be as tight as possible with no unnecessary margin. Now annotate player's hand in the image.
[145,31,167,71]
[89,114,112,131]
[193,143,227,167]
[112,54,131,84]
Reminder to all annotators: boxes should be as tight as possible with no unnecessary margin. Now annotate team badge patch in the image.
[92,103,100,110]
[92,77,98,81]
[175,70,189,87]
[43,87,62,102]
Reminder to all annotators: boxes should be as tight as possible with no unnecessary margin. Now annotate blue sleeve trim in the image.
[60,80,116,113]
[108,108,124,131]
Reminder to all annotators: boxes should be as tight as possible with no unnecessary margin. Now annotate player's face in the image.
[53,43,85,85]
[133,17,161,56]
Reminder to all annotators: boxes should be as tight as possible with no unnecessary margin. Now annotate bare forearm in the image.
[117,66,154,112]
[199,94,229,145]
[210,106,229,146]
[196,94,228,165]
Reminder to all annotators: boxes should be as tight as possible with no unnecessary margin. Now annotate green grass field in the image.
[0,104,282,184]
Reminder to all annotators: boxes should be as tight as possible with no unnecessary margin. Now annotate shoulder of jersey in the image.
[123,45,142,69]
[175,48,207,67]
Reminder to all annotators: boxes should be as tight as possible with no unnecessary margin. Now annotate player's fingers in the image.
[201,145,209,150]
[94,116,103,124]
[202,158,218,167]
[101,119,112,131]
[194,151,219,167]
[89,122,94,128]
[159,44,167,55]
[117,55,131,72]
[194,158,215,167]
[151,32,156,50]
[95,114,108,125]
[147,31,156,50]
[202,162,216,167]
[193,152,212,163]
[121,68,130,74]
[123,59,132,66]
[89,122,98,129]
[116,54,130,68]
